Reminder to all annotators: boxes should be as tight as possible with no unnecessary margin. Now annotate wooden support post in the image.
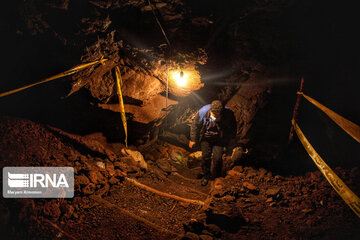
[288,76,304,144]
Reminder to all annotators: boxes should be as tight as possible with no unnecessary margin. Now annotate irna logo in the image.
[3,167,74,198]
[8,172,69,188]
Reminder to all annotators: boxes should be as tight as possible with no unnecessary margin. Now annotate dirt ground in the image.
[1,116,360,240]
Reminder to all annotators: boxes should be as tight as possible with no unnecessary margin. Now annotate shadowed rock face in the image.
[0,0,292,144]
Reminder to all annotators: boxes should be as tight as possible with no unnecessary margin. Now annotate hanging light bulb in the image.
[172,70,187,87]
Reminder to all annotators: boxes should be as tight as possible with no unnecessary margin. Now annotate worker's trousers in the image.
[200,140,223,180]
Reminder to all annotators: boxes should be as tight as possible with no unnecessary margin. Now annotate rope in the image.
[292,119,360,218]
[298,91,360,144]
[0,57,107,98]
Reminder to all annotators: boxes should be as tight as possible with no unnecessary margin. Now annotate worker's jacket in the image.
[190,104,237,145]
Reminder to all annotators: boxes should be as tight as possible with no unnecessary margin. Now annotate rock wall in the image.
[1,0,296,146]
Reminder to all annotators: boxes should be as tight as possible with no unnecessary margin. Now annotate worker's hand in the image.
[189,141,196,149]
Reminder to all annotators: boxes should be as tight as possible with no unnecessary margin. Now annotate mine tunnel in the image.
[1,0,360,239]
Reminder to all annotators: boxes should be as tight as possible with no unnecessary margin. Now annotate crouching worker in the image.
[189,100,237,186]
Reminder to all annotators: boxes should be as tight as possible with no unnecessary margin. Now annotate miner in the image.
[189,100,237,186]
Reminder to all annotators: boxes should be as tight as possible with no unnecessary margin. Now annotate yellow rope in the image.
[292,119,360,218]
[297,92,360,144]
[0,57,107,98]
[115,66,128,148]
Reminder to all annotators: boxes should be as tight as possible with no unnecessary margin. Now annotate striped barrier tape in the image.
[0,56,107,98]
[298,92,360,143]
[115,66,128,148]
[292,119,360,218]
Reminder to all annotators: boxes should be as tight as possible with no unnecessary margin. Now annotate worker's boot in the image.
[201,177,208,186]
[201,172,210,186]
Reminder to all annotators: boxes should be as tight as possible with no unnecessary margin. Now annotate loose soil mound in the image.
[1,117,359,239]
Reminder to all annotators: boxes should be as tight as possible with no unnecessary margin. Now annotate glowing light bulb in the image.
[172,70,187,87]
